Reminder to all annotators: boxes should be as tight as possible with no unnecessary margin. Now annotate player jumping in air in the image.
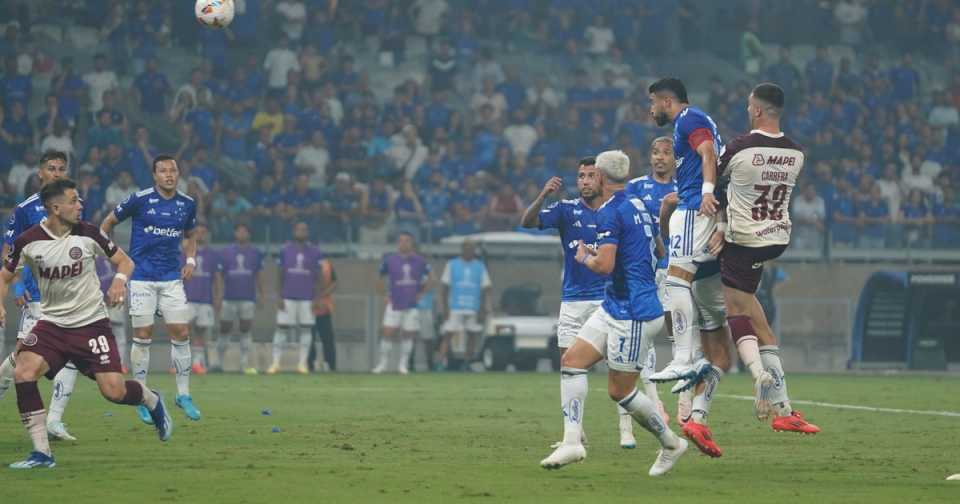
[714,83,819,434]
[1,178,172,469]
[540,150,688,476]
[0,151,84,442]
[646,78,724,386]
[101,155,202,423]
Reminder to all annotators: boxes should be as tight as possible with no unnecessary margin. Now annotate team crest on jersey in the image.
[752,153,765,166]
[69,247,82,260]
[23,332,38,346]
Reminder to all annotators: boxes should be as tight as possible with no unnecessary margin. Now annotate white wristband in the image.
[186,257,197,267]
[114,272,128,284]
[701,182,715,195]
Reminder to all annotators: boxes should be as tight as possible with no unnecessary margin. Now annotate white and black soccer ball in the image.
[195,0,235,29]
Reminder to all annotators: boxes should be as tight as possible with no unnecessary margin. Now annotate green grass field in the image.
[1,372,958,503]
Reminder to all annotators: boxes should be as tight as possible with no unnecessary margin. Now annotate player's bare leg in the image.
[435,331,453,370]
[650,265,698,383]
[168,323,201,421]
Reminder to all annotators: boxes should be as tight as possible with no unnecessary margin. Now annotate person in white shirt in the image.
[172,68,213,116]
[584,15,615,55]
[928,91,959,128]
[7,151,37,200]
[901,153,936,195]
[388,125,429,179]
[295,131,331,190]
[104,170,137,210]
[40,120,75,165]
[875,164,903,220]
[503,109,538,158]
[263,37,301,91]
[791,183,826,250]
[527,75,561,113]
[275,1,307,40]
[472,48,505,91]
[82,54,118,113]
[470,78,508,122]
[411,0,448,41]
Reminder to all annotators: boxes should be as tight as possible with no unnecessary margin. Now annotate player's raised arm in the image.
[696,140,719,217]
[576,240,616,275]
[520,176,562,228]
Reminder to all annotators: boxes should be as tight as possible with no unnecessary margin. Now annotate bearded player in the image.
[715,83,819,434]
[1,178,172,469]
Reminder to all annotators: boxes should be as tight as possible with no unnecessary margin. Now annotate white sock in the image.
[215,333,229,369]
[690,365,723,424]
[560,367,588,445]
[0,352,14,395]
[377,339,391,368]
[47,363,78,424]
[760,345,792,416]
[22,410,50,456]
[130,338,152,385]
[272,327,288,368]
[138,382,159,410]
[240,330,253,369]
[617,404,632,432]
[641,377,660,407]
[736,336,765,379]
[297,327,312,368]
[618,388,679,449]
[665,277,695,364]
[112,323,128,369]
[399,339,414,369]
[171,340,192,397]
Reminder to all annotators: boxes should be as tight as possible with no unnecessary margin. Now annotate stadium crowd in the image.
[0,0,958,252]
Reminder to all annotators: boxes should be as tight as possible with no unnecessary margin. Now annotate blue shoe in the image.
[137,404,154,425]
[175,394,202,421]
[9,451,56,469]
[148,391,173,442]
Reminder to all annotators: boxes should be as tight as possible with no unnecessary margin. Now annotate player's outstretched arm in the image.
[697,140,719,217]
[520,177,562,228]
[106,248,134,307]
[100,211,121,236]
[659,192,679,242]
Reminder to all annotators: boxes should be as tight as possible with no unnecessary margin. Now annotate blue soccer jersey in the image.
[672,106,723,211]
[595,191,662,322]
[538,198,608,302]
[626,175,677,270]
[4,193,47,302]
[113,187,197,282]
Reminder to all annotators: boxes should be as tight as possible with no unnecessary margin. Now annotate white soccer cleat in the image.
[550,430,588,448]
[540,443,586,469]
[648,437,688,477]
[47,421,77,441]
[371,363,387,374]
[648,361,694,383]
[619,430,637,449]
[397,365,409,375]
[754,370,775,421]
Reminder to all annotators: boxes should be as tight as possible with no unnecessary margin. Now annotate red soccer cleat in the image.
[192,362,208,375]
[682,421,722,458]
[771,411,821,434]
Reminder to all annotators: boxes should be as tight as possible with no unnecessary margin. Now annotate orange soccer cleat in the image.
[192,362,208,375]
[682,421,722,458]
[771,411,821,434]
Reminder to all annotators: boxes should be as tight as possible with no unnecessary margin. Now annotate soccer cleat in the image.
[9,451,56,469]
[648,437,688,476]
[192,362,208,375]
[149,391,173,441]
[550,430,588,449]
[243,367,259,375]
[296,365,310,375]
[397,364,409,375]
[540,443,586,469]
[753,371,775,421]
[371,363,387,374]
[682,421,722,458]
[671,359,711,393]
[266,365,280,375]
[137,405,155,425]
[176,395,202,421]
[47,421,77,441]
[648,361,695,383]
[771,411,821,434]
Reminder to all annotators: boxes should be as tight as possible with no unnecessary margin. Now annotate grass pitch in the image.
[1,372,958,503]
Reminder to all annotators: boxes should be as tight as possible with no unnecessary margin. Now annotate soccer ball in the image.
[195,0,235,28]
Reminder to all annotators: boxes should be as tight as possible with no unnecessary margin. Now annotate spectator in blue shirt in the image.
[900,189,932,247]
[1,56,30,112]
[250,174,283,241]
[51,57,86,123]
[831,180,859,247]
[932,187,960,248]
[86,110,123,152]
[2,100,31,161]
[805,45,834,96]
[858,185,891,248]
[133,57,171,114]
[889,53,920,102]
[124,126,156,189]
[220,100,253,162]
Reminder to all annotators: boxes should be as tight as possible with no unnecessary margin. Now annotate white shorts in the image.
[383,304,421,332]
[668,208,717,273]
[129,280,190,328]
[692,271,725,331]
[221,300,256,322]
[107,304,126,325]
[556,300,602,348]
[277,299,313,326]
[189,302,216,328]
[442,310,484,334]
[577,308,664,373]
[418,308,436,340]
[16,302,42,340]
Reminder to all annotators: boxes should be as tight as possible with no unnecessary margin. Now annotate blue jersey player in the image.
[101,155,201,423]
[647,78,725,384]
[0,151,83,441]
[522,157,641,449]
[540,150,688,476]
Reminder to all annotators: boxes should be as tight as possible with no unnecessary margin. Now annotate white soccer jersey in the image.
[718,130,805,247]
[4,221,118,328]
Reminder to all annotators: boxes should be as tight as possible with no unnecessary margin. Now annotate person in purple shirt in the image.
[96,255,129,372]
[182,224,220,375]
[373,232,432,374]
[270,222,325,374]
[216,223,264,374]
